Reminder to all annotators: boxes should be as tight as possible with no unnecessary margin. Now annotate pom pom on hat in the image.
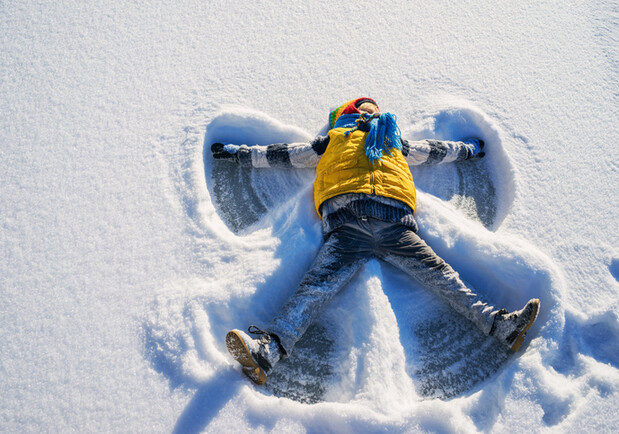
[329,97,379,128]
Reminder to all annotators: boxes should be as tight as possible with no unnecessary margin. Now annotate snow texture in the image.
[1,1,618,432]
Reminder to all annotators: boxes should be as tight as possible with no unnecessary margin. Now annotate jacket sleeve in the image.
[400,138,472,166]
[223,136,329,168]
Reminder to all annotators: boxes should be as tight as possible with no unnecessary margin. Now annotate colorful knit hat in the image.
[329,97,379,129]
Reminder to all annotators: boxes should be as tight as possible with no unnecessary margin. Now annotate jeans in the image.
[267,217,497,356]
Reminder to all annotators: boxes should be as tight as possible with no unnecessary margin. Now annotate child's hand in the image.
[211,143,239,163]
[462,138,485,160]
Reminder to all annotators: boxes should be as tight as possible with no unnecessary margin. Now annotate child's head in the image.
[329,97,380,128]
[357,102,379,115]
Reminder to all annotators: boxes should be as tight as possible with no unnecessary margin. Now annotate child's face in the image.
[358,102,379,115]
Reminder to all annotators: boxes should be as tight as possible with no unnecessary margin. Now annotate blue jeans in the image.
[267,218,497,356]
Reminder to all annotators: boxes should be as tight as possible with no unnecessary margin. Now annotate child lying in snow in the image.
[212,98,540,385]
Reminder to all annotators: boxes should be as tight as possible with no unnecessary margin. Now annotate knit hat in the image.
[329,97,379,129]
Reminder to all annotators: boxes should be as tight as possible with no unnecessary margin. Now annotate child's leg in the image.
[376,222,497,334]
[267,222,373,355]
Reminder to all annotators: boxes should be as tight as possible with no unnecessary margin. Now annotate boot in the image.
[226,326,283,385]
[490,298,540,352]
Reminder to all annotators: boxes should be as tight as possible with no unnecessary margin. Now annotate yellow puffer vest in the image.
[314,128,417,217]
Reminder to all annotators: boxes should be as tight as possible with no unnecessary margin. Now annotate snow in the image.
[1,0,618,432]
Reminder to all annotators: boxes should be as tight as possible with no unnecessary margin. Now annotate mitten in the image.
[211,143,239,162]
[462,138,485,160]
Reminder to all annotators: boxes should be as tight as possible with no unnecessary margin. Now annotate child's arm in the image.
[401,138,484,166]
[211,136,330,168]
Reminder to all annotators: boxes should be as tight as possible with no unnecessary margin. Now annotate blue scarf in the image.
[333,113,402,163]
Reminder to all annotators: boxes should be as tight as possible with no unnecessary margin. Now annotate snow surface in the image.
[1,1,618,432]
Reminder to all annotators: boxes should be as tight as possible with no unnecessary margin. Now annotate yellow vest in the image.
[314,128,417,217]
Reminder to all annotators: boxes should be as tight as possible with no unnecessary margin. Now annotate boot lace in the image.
[489,309,509,335]
[247,325,271,344]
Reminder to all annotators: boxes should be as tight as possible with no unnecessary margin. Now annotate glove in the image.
[462,138,485,160]
[211,143,239,162]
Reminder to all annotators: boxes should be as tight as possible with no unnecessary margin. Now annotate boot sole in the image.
[225,330,267,385]
[510,299,540,352]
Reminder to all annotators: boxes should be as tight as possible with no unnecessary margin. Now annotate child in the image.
[212,98,540,385]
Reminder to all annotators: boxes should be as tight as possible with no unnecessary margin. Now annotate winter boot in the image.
[490,298,540,352]
[225,326,283,385]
